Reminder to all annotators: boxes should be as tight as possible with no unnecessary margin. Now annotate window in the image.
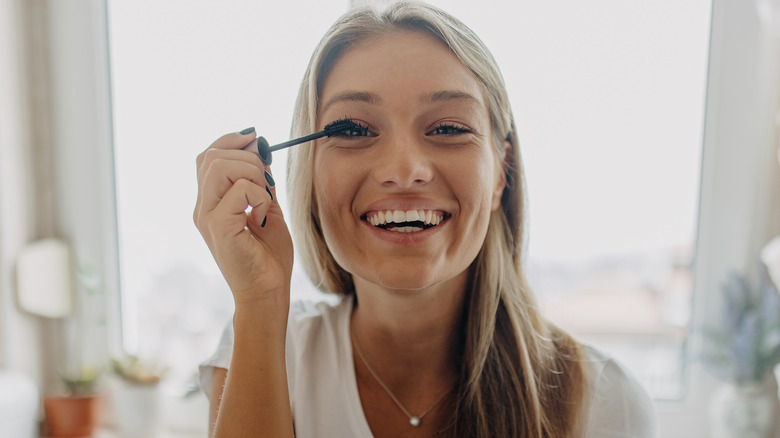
[107,0,716,433]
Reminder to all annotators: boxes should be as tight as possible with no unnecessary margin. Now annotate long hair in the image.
[286,3,586,436]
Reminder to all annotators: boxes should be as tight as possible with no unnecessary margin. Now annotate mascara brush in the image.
[248,119,359,165]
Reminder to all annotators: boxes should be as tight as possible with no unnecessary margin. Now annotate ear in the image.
[491,139,512,211]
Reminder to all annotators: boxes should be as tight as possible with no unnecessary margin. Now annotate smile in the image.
[363,210,446,233]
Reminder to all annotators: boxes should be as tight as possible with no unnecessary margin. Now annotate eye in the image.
[326,119,373,138]
[428,123,471,136]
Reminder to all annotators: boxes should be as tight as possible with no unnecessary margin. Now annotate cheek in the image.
[313,165,339,225]
[313,150,341,200]
[462,152,501,208]
[312,155,358,241]
[312,174,348,266]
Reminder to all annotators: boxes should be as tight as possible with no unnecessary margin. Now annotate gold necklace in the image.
[351,329,452,427]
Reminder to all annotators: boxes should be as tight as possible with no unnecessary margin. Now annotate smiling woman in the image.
[5,0,768,435]
[194,3,657,437]
[97,0,724,434]
[311,30,505,293]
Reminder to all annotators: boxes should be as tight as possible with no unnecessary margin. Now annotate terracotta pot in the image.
[43,394,100,437]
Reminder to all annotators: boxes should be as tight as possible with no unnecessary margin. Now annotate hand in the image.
[194,129,293,305]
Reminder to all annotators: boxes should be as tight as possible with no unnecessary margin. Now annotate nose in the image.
[371,134,434,189]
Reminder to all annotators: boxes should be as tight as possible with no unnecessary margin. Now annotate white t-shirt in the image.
[199,297,659,437]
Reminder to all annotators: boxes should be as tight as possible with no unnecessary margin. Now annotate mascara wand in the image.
[253,119,358,165]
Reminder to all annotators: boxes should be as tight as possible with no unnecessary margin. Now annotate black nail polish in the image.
[257,136,272,165]
[265,170,275,187]
[266,186,273,201]
[261,216,267,227]
[239,127,255,135]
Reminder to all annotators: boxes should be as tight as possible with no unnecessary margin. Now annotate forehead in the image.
[318,30,487,113]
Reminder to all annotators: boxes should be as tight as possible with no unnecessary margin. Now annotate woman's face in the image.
[313,30,506,292]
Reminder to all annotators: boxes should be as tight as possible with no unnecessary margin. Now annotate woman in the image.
[194,2,658,437]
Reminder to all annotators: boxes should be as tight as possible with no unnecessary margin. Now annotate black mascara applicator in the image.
[253,119,359,165]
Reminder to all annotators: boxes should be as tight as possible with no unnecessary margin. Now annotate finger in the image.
[200,160,268,213]
[195,128,258,233]
[207,178,270,239]
[263,168,277,202]
[240,137,258,154]
[197,128,258,165]
[246,193,289,251]
[197,148,265,191]
[196,132,258,189]
[245,167,279,232]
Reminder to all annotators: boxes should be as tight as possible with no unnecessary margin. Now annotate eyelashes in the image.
[323,118,473,139]
[324,118,373,138]
[428,123,471,136]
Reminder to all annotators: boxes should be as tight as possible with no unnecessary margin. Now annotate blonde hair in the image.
[287,2,586,436]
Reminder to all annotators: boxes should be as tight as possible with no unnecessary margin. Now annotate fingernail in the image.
[266,186,273,201]
[264,170,275,187]
[261,216,267,227]
[239,127,255,135]
[257,136,272,165]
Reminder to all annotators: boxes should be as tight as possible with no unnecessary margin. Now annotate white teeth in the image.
[365,209,444,230]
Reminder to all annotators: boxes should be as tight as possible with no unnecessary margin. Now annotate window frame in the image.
[44,0,123,363]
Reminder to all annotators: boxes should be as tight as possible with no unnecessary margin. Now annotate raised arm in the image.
[195,129,294,437]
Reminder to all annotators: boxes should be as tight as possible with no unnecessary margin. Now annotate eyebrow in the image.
[321,91,381,113]
[320,89,482,113]
[422,90,482,105]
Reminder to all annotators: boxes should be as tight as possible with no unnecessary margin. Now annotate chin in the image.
[337,252,473,294]
[377,279,434,293]
[363,265,466,294]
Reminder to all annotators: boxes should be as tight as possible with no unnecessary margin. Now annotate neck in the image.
[350,271,469,387]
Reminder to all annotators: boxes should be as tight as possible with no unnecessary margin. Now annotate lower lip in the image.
[361,219,447,244]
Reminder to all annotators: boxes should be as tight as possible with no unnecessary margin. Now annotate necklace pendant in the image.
[410,417,421,427]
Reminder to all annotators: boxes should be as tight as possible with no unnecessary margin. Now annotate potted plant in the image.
[109,355,167,437]
[41,265,107,437]
[42,366,102,437]
[701,267,780,438]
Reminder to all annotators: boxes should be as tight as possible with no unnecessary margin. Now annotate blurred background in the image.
[1,0,779,437]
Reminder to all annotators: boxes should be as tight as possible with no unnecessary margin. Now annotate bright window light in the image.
[108,0,711,413]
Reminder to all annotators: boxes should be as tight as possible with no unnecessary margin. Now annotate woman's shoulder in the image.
[580,344,636,381]
[580,344,651,399]
[578,344,659,437]
[289,295,351,332]
[203,295,350,353]
[286,296,353,357]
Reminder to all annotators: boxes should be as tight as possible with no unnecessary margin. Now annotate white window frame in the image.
[43,0,123,362]
[46,0,780,436]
